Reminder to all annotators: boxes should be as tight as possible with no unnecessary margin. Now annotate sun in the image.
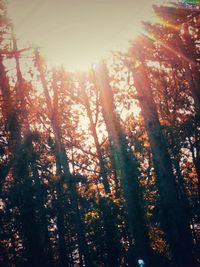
[7,0,167,72]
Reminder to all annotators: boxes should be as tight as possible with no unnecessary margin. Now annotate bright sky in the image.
[7,0,172,71]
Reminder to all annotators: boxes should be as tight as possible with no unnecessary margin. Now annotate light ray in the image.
[11,0,49,30]
[144,32,197,67]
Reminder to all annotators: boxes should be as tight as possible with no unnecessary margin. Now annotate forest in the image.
[0,1,200,266]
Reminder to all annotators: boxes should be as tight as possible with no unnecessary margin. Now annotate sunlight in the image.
[159,18,181,31]
[7,0,168,72]
[145,32,197,67]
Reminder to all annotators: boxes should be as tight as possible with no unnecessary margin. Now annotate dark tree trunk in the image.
[79,76,111,194]
[133,60,196,267]
[0,55,48,267]
[34,52,92,267]
[96,62,153,265]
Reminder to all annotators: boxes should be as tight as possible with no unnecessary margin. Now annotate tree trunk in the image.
[133,60,195,267]
[79,75,111,194]
[0,54,47,267]
[34,52,92,266]
[95,62,153,265]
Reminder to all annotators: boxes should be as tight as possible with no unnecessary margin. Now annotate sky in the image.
[7,0,173,71]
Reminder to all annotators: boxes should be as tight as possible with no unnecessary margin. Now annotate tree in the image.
[127,40,196,266]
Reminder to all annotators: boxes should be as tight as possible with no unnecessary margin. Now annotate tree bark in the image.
[95,62,153,265]
[79,75,111,194]
[133,60,195,267]
[35,52,92,266]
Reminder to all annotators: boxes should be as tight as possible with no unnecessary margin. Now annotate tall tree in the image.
[93,62,154,266]
[128,43,196,266]
[34,50,92,267]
